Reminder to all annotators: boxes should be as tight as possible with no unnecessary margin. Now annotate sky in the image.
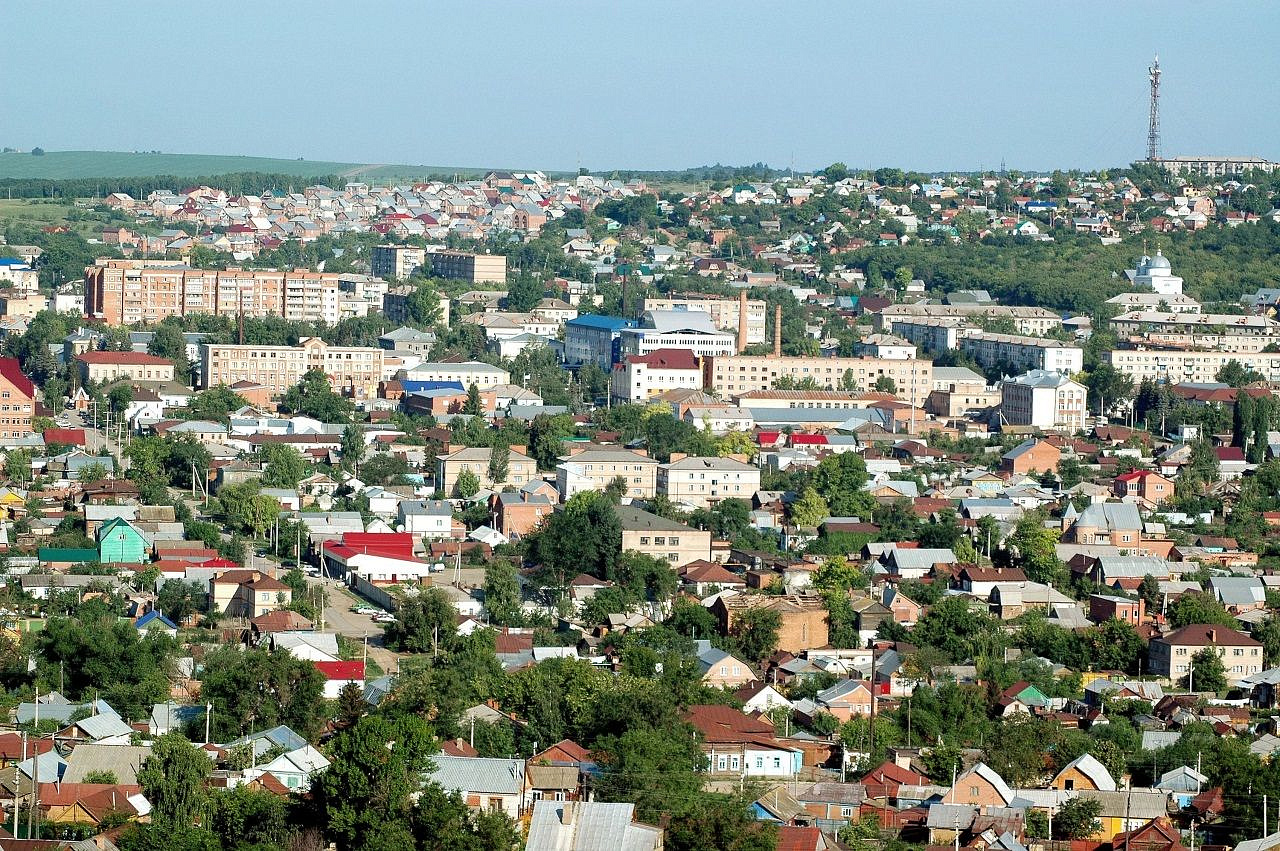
[4,0,1279,173]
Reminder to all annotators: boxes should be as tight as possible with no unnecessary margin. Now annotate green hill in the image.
[0,150,451,180]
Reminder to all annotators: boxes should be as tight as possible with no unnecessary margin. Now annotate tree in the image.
[138,733,213,832]
[527,491,621,587]
[1217,359,1265,388]
[874,375,897,394]
[340,424,364,473]
[186,385,248,423]
[198,645,327,740]
[311,715,436,850]
[77,460,108,484]
[1006,513,1065,586]
[107,382,134,415]
[1188,440,1220,483]
[454,467,480,499]
[729,607,780,664]
[258,442,309,489]
[483,562,522,625]
[1186,646,1227,693]
[1053,796,1103,840]
[789,486,829,528]
[361,452,409,487]
[487,442,509,485]
[813,555,867,592]
[213,481,279,538]
[383,588,458,654]
[1058,456,1085,489]
[810,452,876,518]
[209,785,294,851]
[463,383,482,415]
[505,272,544,313]
[1167,592,1237,629]
[279,368,354,423]
[1085,364,1134,416]
[1138,574,1161,611]
[157,580,205,626]
[148,324,191,384]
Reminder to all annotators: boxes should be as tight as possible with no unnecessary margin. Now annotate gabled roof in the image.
[1053,752,1116,791]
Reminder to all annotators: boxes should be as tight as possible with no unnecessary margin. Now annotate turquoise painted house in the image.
[96,517,149,565]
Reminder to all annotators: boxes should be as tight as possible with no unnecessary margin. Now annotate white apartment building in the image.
[610,349,703,404]
[1000,369,1087,432]
[618,310,737,359]
[876,303,1062,336]
[403,361,511,388]
[682,405,755,434]
[1105,292,1201,314]
[1110,311,1280,337]
[959,331,1083,375]
[283,271,341,324]
[703,355,933,401]
[658,455,761,509]
[890,317,968,353]
[201,337,385,397]
[731,390,881,411]
[1104,348,1280,384]
[642,295,767,346]
[856,333,917,360]
[1156,156,1277,178]
[555,448,659,501]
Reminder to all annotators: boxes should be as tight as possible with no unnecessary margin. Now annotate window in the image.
[755,757,763,769]
[773,757,781,769]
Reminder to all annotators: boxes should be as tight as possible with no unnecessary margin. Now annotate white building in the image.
[1125,250,1183,296]
[658,455,761,509]
[682,405,755,434]
[1106,292,1201,314]
[396,500,455,540]
[403,361,511,388]
[618,310,737,359]
[960,331,1083,375]
[856,333,918,360]
[1104,349,1280,384]
[610,349,703,404]
[1000,370,1087,432]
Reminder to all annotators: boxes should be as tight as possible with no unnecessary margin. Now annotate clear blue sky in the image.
[6,0,1278,172]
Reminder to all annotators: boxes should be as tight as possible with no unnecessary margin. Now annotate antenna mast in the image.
[1146,56,1162,162]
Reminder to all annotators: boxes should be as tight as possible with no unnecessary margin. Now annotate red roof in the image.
[622,348,700,370]
[43,428,87,446]
[778,826,824,851]
[314,660,365,681]
[756,431,783,446]
[338,532,416,559]
[77,351,173,366]
[1115,469,1163,482]
[0,357,34,398]
[789,434,828,446]
[1215,447,1245,462]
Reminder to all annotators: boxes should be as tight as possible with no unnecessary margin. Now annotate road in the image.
[309,577,402,674]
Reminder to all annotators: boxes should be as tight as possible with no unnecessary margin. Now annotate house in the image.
[134,610,178,637]
[246,745,330,792]
[209,569,292,618]
[1001,439,1061,475]
[683,704,801,778]
[711,594,829,653]
[436,444,538,495]
[1049,752,1117,791]
[881,586,921,625]
[695,640,756,688]
[314,660,365,699]
[617,504,712,568]
[941,763,1015,807]
[396,500,455,540]
[94,517,150,564]
[525,800,663,851]
[680,560,746,595]
[1209,575,1266,613]
[813,679,873,721]
[37,781,149,829]
[1064,502,1144,548]
[493,491,554,538]
[1148,624,1263,686]
[427,755,527,817]
[1114,470,1174,505]
[1089,594,1145,626]
[734,681,791,714]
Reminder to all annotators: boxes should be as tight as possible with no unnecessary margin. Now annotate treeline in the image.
[0,171,347,199]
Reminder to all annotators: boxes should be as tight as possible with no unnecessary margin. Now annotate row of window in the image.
[637,536,681,546]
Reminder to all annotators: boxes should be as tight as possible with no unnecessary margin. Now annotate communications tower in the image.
[1146,56,1162,162]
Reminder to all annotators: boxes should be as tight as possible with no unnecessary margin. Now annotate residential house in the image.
[658,454,761,508]
[684,704,801,778]
[493,491,554,538]
[427,755,527,818]
[1148,624,1264,685]
[617,504,711,567]
[96,517,150,564]
[525,800,663,851]
[436,444,538,496]
[814,679,873,721]
[396,500,455,540]
[1113,470,1174,506]
[1064,503,1144,548]
[1050,753,1117,791]
[695,640,756,689]
[711,594,828,653]
[1000,439,1061,475]
[209,569,292,618]
[556,447,659,501]
[941,763,1016,807]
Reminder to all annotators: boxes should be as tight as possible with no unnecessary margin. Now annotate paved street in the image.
[307,576,402,675]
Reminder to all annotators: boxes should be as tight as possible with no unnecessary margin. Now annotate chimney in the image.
[1207,628,1216,643]
[563,800,576,825]
[508,445,526,456]
[737,291,748,353]
[669,453,687,463]
[773,304,783,358]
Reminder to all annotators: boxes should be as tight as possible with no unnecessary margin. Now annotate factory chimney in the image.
[773,304,782,357]
[737,291,748,353]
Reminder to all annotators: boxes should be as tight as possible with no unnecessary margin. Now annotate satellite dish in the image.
[395,524,405,533]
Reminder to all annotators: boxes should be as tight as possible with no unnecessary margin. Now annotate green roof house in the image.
[37,548,99,568]
[96,517,150,565]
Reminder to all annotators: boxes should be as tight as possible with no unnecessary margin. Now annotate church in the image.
[1124,248,1183,296]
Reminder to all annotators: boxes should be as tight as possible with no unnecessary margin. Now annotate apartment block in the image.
[556,447,659,501]
[83,260,341,326]
[564,315,635,368]
[1110,311,1280,338]
[1104,348,1280,384]
[610,349,703,404]
[200,337,384,397]
[642,295,767,346]
[959,331,1083,375]
[428,250,507,284]
[890,317,968,353]
[876,303,1062,336]
[617,505,711,568]
[382,284,450,326]
[371,245,426,281]
[618,310,737,360]
[702,354,933,401]
[0,358,36,442]
[999,369,1087,432]
[658,455,760,509]
[77,351,176,385]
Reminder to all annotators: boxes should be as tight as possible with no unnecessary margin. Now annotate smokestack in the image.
[737,291,748,353]
[773,304,782,357]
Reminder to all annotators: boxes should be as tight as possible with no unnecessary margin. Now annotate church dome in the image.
[1148,250,1171,270]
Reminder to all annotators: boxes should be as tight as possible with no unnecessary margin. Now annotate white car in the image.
[372,613,397,624]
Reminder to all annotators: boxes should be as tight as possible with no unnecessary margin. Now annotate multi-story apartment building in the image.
[926,366,998,419]
[436,445,538,496]
[889,317,968,353]
[642,294,767,347]
[618,310,737,360]
[402,361,511,388]
[610,349,703,404]
[702,354,933,402]
[658,455,760,509]
[1148,625,1263,685]
[428,250,507,284]
[999,369,1087,432]
[1110,311,1280,338]
[370,245,426,281]
[1156,156,1277,178]
[0,358,36,442]
[200,337,384,397]
[959,331,1083,375]
[617,505,711,568]
[83,260,341,326]
[1104,348,1280,384]
[731,389,883,411]
[875,303,1061,336]
[378,327,437,357]
[77,351,176,385]
[564,315,635,368]
[1105,292,1201,314]
[556,447,659,501]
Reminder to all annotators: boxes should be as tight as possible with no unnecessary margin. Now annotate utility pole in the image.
[204,702,212,744]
